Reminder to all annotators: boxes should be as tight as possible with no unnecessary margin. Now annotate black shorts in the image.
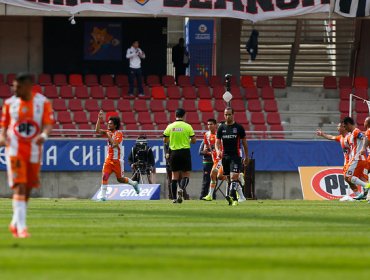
[170,149,192,172]
[222,155,242,176]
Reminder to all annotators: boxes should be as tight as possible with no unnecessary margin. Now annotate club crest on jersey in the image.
[22,107,29,113]
[135,0,149,5]
[13,119,40,140]
[233,128,237,133]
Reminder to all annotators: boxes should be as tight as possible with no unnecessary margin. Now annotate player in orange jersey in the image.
[0,73,54,238]
[360,116,370,201]
[95,110,139,201]
[202,119,246,202]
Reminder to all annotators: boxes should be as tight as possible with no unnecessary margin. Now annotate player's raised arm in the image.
[316,129,336,140]
[0,105,9,147]
[95,110,107,135]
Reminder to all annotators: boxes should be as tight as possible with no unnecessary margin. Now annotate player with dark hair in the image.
[95,110,139,201]
[163,108,196,203]
[0,73,54,238]
[341,116,370,197]
[216,107,249,206]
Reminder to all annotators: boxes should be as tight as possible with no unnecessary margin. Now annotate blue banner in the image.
[186,19,214,82]
[0,140,343,172]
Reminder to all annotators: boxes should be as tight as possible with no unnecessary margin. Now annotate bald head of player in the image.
[364,117,370,130]
[224,107,235,125]
[13,73,33,101]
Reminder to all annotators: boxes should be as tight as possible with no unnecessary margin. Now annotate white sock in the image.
[127,178,136,186]
[101,185,107,198]
[354,191,361,196]
[237,185,246,200]
[14,200,27,232]
[350,177,367,188]
[11,199,18,227]
[208,187,214,196]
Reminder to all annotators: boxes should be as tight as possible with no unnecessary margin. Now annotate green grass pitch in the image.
[0,199,369,280]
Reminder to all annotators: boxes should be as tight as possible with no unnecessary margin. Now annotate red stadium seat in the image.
[53,99,67,111]
[354,88,368,100]
[101,100,115,112]
[133,100,148,112]
[69,74,83,86]
[78,123,93,137]
[117,100,131,112]
[230,86,243,100]
[270,125,285,139]
[61,124,74,131]
[256,76,270,88]
[178,75,191,87]
[74,86,89,99]
[157,123,169,130]
[248,99,262,112]
[100,74,114,87]
[122,112,136,124]
[261,87,275,100]
[115,74,129,87]
[355,101,368,114]
[209,76,223,87]
[194,76,207,87]
[89,112,98,124]
[90,86,105,99]
[53,74,67,86]
[0,73,4,85]
[245,88,259,100]
[198,100,213,112]
[214,99,227,112]
[141,123,156,131]
[183,100,197,112]
[138,112,152,124]
[151,86,166,99]
[0,85,12,98]
[241,76,255,88]
[182,86,196,99]
[339,100,349,113]
[323,76,337,89]
[78,123,92,130]
[253,125,268,139]
[192,123,204,131]
[73,111,88,124]
[6,73,16,86]
[251,112,265,125]
[38,73,52,86]
[167,86,181,99]
[266,112,281,125]
[154,112,168,124]
[271,76,286,89]
[234,112,249,125]
[197,87,212,99]
[32,85,42,95]
[125,124,139,130]
[230,76,239,86]
[57,111,72,124]
[339,76,353,89]
[60,86,74,99]
[264,100,278,112]
[340,88,352,100]
[201,112,215,124]
[212,86,225,99]
[357,113,367,128]
[186,112,200,124]
[233,101,246,112]
[105,86,120,99]
[150,100,165,112]
[162,75,176,87]
[166,100,180,112]
[136,86,150,99]
[146,75,161,86]
[355,76,368,89]
[68,99,83,111]
[85,99,100,112]
[85,74,99,86]
[43,85,58,99]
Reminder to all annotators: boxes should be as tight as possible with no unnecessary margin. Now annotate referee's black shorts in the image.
[170,148,192,172]
[222,155,242,176]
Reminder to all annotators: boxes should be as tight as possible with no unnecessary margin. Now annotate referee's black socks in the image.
[180,177,189,190]
[171,180,178,199]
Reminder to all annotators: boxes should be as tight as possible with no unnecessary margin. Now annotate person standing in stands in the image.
[172,38,189,84]
[126,40,145,96]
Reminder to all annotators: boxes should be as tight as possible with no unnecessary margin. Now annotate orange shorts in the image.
[344,160,368,181]
[6,156,40,188]
[102,159,124,182]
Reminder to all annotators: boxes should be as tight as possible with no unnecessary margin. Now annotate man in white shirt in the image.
[126,40,145,96]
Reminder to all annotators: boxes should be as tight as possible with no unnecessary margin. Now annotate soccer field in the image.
[0,199,369,280]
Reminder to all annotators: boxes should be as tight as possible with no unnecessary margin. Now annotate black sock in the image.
[230,181,238,201]
[180,177,189,190]
[171,180,178,199]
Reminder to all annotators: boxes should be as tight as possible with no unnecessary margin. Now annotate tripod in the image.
[131,164,152,184]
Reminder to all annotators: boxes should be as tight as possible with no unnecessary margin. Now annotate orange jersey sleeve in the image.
[0,103,10,128]
[203,133,209,148]
[366,129,370,141]
[334,135,341,142]
[42,100,55,126]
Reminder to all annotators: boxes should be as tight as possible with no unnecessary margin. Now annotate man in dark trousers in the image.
[126,40,145,96]
[198,139,213,200]
[172,38,189,84]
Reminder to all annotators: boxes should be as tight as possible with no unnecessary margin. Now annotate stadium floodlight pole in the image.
[349,93,353,118]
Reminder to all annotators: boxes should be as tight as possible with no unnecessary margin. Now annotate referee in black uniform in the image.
[163,108,197,203]
[216,107,249,206]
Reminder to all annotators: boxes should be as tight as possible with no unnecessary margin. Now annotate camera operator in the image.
[128,135,155,183]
